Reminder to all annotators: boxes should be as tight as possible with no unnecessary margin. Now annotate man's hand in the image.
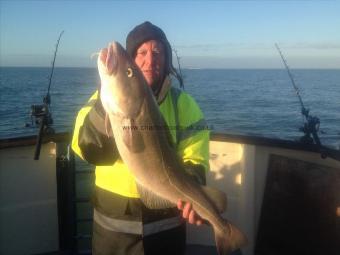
[177,200,204,226]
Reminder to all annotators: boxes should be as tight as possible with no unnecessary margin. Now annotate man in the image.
[72,21,209,255]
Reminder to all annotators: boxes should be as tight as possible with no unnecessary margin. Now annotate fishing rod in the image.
[173,48,184,89]
[274,44,340,161]
[275,43,322,147]
[32,30,64,160]
[173,49,183,78]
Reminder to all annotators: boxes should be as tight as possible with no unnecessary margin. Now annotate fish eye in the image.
[126,68,133,77]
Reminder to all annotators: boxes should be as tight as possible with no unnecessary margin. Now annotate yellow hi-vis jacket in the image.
[71,86,210,198]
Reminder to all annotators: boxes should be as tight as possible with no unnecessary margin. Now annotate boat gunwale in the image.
[0,132,70,149]
[1,131,338,157]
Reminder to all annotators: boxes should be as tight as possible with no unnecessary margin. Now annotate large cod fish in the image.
[98,41,247,255]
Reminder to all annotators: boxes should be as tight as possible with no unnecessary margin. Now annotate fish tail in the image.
[214,220,247,255]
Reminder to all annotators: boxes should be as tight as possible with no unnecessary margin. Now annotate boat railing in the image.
[1,131,339,255]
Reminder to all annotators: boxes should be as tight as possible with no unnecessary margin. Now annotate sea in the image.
[0,67,339,148]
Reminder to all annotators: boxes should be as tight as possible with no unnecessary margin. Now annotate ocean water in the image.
[0,67,339,148]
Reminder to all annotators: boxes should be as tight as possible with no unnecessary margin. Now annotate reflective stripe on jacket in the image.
[71,85,209,198]
[93,208,183,236]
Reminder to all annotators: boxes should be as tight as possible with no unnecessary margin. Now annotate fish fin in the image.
[136,183,175,209]
[121,118,145,153]
[201,186,227,213]
[214,220,248,255]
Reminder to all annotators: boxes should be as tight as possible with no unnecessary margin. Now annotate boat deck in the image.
[187,245,243,255]
[39,245,242,255]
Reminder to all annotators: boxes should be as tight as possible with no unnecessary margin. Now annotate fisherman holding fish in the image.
[72,21,246,255]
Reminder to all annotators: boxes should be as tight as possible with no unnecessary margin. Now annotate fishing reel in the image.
[30,99,55,160]
[29,95,55,134]
[299,113,321,146]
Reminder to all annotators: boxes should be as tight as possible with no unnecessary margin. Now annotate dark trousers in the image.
[92,220,186,255]
[91,187,186,255]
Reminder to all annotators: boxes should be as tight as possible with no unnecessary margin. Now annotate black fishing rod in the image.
[32,30,64,160]
[275,43,340,161]
[275,43,321,146]
[173,48,184,89]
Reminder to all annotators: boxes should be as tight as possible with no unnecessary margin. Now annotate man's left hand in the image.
[177,200,204,226]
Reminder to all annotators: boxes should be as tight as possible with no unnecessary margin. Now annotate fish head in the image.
[98,41,146,118]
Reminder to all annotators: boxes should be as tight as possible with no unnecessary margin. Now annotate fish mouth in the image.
[105,42,119,75]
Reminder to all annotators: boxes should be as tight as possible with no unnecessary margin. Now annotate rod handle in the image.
[34,117,46,160]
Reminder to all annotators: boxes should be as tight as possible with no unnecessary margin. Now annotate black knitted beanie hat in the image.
[126,21,183,88]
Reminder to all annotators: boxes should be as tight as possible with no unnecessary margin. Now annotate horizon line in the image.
[1,65,339,70]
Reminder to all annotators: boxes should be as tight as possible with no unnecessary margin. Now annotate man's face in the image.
[134,40,165,89]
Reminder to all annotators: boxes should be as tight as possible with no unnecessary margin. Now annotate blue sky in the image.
[1,0,339,68]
